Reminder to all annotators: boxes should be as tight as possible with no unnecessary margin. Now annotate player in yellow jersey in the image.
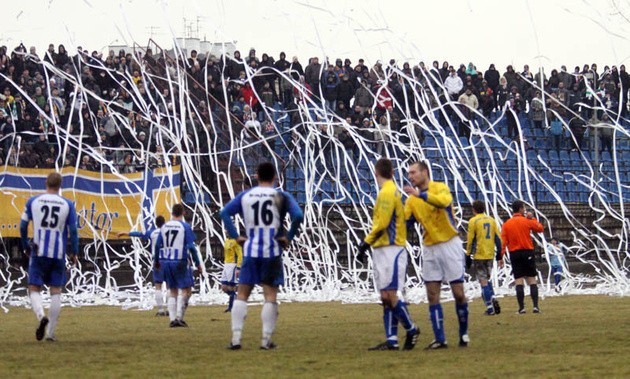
[221,238,243,312]
[466,200,502,315]
[404,161,469,349]
[357,158,420,351]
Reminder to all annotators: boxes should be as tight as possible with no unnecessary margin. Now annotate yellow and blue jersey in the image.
[224,238,243,266]
[404,181,458,246]
[364,180,406,248]
[466,213,501,260]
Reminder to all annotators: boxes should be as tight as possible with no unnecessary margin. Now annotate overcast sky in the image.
[3,0,630,71]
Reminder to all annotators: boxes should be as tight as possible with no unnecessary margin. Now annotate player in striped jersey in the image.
[20,172,79,341]
[466,200,502,315]
[118,215,167,316]
[221,238,243,313]
[154,203,202,327]
[404,161,469,349]
[220,162,303,350]
[357,158,420,351]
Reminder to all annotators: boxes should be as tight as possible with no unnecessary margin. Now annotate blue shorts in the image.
[153,265,165,284]
[239,256,284,287]
[28,256,66,287]
[161,260,194,289]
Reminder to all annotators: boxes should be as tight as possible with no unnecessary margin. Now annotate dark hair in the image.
[512,200,525,214]
[472,200,486,214]
[155,215,165,228]
[257,162,276,182]
[375,158,393,179]
[46,172,62,190]
[172,203,185,217]
[411,161,430,178]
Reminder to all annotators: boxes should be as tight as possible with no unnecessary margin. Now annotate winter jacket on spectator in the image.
[304,58,322,93]
[503,66,518,89]
[289,58,304,81]
[354,84,374,108]
[458,91,479,110]
[336,76,355,108]
[444,72,463,98]
[227,51,245,80]
[495,80,510,109]
[530,96,545,122]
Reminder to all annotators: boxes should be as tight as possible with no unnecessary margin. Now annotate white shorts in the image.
[221,263,239,285]
[421,236,465,283]
[372,246,408,291]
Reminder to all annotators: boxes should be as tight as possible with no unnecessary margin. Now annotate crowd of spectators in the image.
[0,41,629,173]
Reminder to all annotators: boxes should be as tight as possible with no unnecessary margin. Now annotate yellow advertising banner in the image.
[0,165,181,239]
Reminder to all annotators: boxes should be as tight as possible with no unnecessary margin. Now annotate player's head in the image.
[46,172,62,191]
[408,161,430,187]
[155,215,165,228]
[257,162,276,184]
[512,200,525,214]
[172,203,185,218]
[472,200,486,215]
[374,158,393,180]
[551,237,558,244]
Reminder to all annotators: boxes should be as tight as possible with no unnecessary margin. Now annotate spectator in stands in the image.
[304,57,322,99]
[478,81,494,118]
[549,114,565,152]
[336,74,354,111]
[530,91,546,129]
[323,73,338,111]
[598,113,614,155]
[503,65,518,89]
[568,112,586,152]
[505,98,521,141]
[444,67,463,101]
[495,77,510,111]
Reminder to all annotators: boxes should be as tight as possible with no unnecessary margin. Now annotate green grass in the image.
[1,295,629,378]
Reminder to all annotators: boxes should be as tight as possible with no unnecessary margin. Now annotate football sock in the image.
[29,291,45,321]
[393,300,415,331]
[167,296,177,322]
[227,291,236,311]
[481,285,492,308]
[487,282,495,298]
[530,284,539,308]
[383,307,398,343]
[456,302,469,337]
[231,299,248,345]
[176,294,188,320]
[516,285,525,310]
[429,304,445,343]
[261,301,278,346]
[47,294,61,338]
[155,289,164,310]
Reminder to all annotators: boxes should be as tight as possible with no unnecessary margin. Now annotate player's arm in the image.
[154,233,163,265]
[284,192,304,241]
[185,224,202,269]
[493,222,502,261]
[219,192,245,239]
[19,198,33,253]
[67,201,79,265]
[423,184,453,209]
[500,226,508,261]
[117,230,145,238]
[528,218,544,233]
[364,192,393,245]
[404,199,417,229]
[466,218,476,256]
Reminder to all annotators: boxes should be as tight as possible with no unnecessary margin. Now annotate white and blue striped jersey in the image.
[157,220,195,261]
[21,193,77,260]
[220,187,303,258]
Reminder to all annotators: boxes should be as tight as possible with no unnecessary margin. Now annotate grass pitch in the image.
[1,295,629,378]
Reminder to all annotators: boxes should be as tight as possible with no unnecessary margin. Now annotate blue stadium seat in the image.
[549,150,559,160]
[601,151,612,161]
[559,150,570,161]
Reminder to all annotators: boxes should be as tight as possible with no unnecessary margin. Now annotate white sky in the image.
[2,0,630,71]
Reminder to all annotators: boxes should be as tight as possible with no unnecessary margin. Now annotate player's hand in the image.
[526,211,534,219]
[236,236,247,246]
[197,264,204,273]
[276,236,290,249]
[403,185,418,197]
[465,254,473,270]
[235,268,241,280]
[498,259,504,268]
[68,254,78,266]
[116,232,127,238]
[357,241,370,264]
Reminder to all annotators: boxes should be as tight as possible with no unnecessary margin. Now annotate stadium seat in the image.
[601,151,612,161]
